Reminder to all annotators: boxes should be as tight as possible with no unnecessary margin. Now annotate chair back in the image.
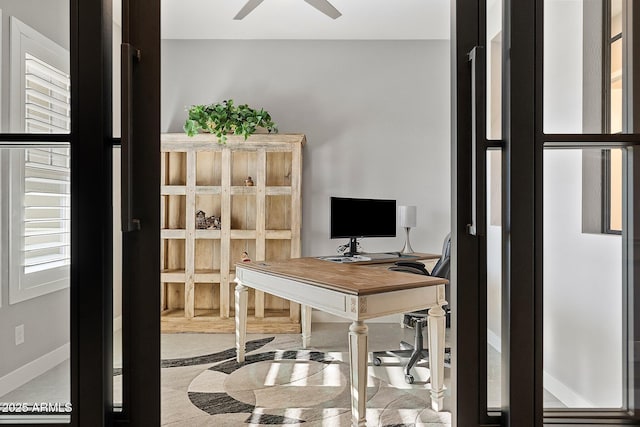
[430,233,451,279]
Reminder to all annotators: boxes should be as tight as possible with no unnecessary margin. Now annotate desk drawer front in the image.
[236,268,350,318]
[236,268,446,321]
[359,285,443,320]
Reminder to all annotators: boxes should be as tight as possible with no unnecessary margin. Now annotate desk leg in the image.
[427,301,446,411]
[301,305,312,349]
[348,320,368,427]
[235,283,248,363]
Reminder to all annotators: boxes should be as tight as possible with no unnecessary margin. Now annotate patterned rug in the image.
[160,336,451,426]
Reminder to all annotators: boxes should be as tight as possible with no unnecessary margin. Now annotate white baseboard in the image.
[484,330,595,408]
[543,370,595,408]
[0,343,70,398]
[113,315,122,332]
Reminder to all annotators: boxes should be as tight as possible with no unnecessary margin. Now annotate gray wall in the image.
[0,0,70,378]
[162,40,451,263]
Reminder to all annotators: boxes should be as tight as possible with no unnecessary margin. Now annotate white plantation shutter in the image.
[23,55,71,278]
[23,149,70,275]
[25,54,71,133]
[8,17,71,303]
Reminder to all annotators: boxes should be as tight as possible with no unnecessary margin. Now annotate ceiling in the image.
[159,0,450,40]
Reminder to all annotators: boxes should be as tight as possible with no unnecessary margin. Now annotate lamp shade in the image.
[398,205,417,228]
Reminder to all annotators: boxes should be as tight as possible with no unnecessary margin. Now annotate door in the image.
[0,0,116,424]
[0,0,160,425]
[453,0,640,425]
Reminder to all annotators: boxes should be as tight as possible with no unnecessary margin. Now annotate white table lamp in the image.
[399,205,417,254]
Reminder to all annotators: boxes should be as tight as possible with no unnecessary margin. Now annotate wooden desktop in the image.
[234,254,447,427]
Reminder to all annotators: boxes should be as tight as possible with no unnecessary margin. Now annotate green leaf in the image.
[183,119,199,137]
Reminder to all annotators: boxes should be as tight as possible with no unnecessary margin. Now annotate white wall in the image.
[0,0,70,385]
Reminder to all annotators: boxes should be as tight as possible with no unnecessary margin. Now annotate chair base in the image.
[372,319,451,385]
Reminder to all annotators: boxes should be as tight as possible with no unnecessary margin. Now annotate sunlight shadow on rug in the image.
[180,342,450,426]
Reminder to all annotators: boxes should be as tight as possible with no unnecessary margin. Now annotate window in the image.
[584,0,624,235]
[603,0,623,233]
[8,17,70,303]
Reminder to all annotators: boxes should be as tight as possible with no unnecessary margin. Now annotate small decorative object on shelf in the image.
[195,210,207,229]
[195,210,222,230]
[240,251,251,262]
[208,215,221,230]
[244,176,254,186]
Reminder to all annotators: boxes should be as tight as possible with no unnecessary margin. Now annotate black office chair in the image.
[372,233,451,384]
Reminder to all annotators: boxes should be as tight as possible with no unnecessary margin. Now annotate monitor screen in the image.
[330,197,396,239]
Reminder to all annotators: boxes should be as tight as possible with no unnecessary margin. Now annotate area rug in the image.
[160,336,451,426]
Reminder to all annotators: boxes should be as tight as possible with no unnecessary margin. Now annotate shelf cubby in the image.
[230,150,258,186]
[230,195,256,230]
[266,151,293,186]
[196,151,222,186]
[266,195,291,230]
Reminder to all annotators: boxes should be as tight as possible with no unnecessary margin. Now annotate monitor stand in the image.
[344,237,360,257]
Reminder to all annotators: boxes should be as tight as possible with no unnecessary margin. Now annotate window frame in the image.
[7,16,71,304]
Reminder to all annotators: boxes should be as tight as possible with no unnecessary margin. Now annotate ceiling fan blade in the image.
[303,0,342,19]
[233,0,265,20]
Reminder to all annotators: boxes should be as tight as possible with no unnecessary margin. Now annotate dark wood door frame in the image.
[452,0,490,425]
[70,0,114,424]
[74,0,161,424]
[115,0,161,424]
[502,0,540,425]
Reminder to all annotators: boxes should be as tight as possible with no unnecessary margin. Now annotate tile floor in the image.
[160,322,452,426]
[0,322,565,426]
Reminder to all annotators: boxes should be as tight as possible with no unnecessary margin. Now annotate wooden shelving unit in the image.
[160,133,305,333]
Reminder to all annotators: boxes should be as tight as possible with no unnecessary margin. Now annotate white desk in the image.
[234,257,447,427]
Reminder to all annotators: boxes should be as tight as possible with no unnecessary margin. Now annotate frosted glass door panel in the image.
[543,148,624,409]
[486,150,502,410]
[543,0,628,134]
[0,146,71,423]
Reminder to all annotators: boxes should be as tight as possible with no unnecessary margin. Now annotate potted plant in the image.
[183,99,278,143]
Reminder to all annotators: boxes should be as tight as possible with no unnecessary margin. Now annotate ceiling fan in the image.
[234,0,342,20]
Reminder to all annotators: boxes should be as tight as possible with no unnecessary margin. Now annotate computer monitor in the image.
[330,197,396,256]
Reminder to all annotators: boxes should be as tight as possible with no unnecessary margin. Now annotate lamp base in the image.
[400,227,414,254]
